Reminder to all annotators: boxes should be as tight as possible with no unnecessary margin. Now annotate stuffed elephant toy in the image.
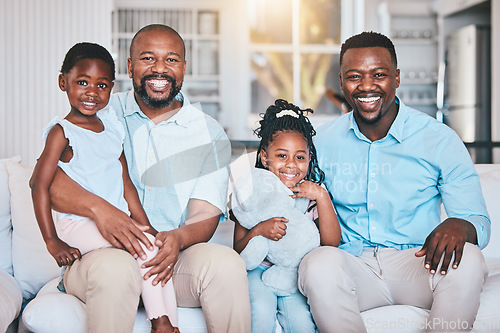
[231,168,320,296]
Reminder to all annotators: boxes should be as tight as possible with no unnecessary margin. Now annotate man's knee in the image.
[461,242,487,270]
[299,246,344,283]
[448,242,487,282]
[86,248,142,296]
[204,243,247,287]
[218,244,247,278]
[187,243,246,275]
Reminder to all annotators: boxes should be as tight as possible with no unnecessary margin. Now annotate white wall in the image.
[0,0,113,165]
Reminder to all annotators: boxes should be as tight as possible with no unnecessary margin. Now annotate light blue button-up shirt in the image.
[315,98,490,256]
[108,91,231,232]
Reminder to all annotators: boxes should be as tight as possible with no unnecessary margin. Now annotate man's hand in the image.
[141,231,181,286]
[415,218,477,275]
[139,198,220,286]
[92,204,153,260]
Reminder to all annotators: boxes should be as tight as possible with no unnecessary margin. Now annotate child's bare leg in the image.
[137,233,179,332]
[161,278,178,325]
[149,280,178,332]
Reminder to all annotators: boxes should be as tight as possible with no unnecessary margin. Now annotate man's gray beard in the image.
[133,75,182,109]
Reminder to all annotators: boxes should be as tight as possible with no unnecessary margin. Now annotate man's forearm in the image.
[172,216,219,251]
[50,167,153,257]
[49,167,109,218]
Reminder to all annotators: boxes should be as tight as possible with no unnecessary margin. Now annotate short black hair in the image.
[60,42,115,80]
[340,31,397,67]
[254,99,325,184]
[130,24,185,59]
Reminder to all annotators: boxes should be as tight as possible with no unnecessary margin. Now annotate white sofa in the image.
[1,153,499,333]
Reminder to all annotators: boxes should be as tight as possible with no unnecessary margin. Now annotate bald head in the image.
[130,24,185,59]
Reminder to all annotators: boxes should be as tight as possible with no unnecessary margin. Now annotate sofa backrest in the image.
[474,164,500,259]
[2,161,60,301]
[0,156,21,275]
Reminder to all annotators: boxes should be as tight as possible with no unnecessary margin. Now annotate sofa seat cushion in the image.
[21,278,208,333]
[474,258,500,332]
[0,270,23,333]
[361,305,428,333]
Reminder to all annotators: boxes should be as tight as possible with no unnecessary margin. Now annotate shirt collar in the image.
[348,96,406,143]
[123,90,193,127]
[386,97,406,143]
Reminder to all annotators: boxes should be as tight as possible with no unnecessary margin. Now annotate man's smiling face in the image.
[127,29,186,109]
[340,46,400,125]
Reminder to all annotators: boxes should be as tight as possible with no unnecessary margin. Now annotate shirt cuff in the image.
[464,215,491,249]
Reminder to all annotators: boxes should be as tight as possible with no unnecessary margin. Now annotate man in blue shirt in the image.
[299,31,490,332]
[49,25,250,333]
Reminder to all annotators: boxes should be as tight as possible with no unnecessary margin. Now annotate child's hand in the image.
[132,219,158,237]
[254,217,288,241]
[290,180,327,201]
[46,238,81,267]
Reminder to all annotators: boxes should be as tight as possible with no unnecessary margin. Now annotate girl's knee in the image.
[137,233,159,263]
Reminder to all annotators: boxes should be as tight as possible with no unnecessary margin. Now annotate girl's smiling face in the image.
[260,131,311,188]
[59,58,114,116]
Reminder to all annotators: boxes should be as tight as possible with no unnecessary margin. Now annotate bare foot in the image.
[151,315,177,333]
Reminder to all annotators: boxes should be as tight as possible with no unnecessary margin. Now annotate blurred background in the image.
[1,0,499,164]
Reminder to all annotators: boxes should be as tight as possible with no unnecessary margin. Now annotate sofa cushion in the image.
[473,258,500,331]
[23,278,209,333]
[0,270,22,333]
[21,278,86,333]
[361,305,428,333]
[0,156,21,275]
[6,162,60,300]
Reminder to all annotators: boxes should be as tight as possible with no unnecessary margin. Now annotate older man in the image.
[50,24,250,333]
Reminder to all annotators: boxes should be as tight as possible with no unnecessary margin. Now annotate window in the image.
[248,0,344,117]
[109,0,362,140]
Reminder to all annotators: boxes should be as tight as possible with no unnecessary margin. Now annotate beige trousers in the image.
[298,243,488,333]
[64,243,251,333]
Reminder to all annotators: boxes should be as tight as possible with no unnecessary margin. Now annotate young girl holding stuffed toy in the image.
[30,42,179,333]
[232,99,341,333]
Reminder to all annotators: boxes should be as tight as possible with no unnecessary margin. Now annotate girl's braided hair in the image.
[254,99,325,184]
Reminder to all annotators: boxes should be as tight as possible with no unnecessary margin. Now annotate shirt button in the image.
[369,203,374,208]
[372,143,377,148]
[370,173,375,177]
[371,226,376,231]
[147,186,152,191]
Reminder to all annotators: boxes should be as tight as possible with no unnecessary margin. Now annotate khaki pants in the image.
[64,243,251,333]
[298,243,488,333]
